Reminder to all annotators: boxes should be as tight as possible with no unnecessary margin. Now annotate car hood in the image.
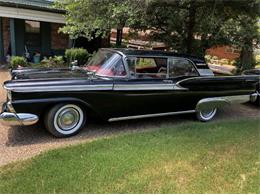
[4,68,113,93]
[11,68,89,80]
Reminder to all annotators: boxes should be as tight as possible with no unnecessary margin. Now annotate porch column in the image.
[68,39,73,48]
[0,17,4,62]
[41,22,51,56]
[9,18,16,56]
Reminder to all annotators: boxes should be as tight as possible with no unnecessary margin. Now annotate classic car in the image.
[242,68,260,106]
[0,48,259,137]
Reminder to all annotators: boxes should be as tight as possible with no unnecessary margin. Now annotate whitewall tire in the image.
[196,108,217,122]
[45,104,86,137]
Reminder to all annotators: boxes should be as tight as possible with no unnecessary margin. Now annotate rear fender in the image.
[177,75,259,92]
[196,94,254,111]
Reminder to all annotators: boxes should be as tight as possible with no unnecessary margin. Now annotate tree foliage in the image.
[55,0,145,42]
[56,0,259,69]
[144,1,259,52]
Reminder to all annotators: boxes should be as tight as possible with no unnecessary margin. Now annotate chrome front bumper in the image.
[0,101,39,126]
[0,112,39,126]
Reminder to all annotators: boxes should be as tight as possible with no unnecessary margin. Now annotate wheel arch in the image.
[42,98,101,119]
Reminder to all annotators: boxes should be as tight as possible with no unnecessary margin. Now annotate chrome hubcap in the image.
[57,108,80,131]
[200,108,215,118]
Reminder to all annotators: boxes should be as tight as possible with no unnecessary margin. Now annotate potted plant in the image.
[33,51,41,63]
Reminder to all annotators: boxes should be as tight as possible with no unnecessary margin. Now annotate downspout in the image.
[0,17,4,63]
[9,18,16,56]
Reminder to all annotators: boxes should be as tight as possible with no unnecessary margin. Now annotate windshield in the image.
[84,50,126,77]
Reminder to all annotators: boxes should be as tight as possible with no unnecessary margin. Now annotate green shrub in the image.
[230,60,237,66]
[219,58,229,65]
[40,56,65,68]
[110,43,128,48]
[209,56,219,64]
[10,56,27,69]
[65,48,90,66]
[211,56,219,60]
[204,55,212,62]
[255,55,260,62]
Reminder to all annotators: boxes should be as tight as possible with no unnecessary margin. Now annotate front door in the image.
[112,56,177,118]
[112,56,200,119]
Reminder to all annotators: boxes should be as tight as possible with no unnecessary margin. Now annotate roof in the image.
[107,48,206,63]
[0,0,64,13]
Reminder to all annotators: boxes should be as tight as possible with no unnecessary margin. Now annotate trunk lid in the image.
[11,68,88,80]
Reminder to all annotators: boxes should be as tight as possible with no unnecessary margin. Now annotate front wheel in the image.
[45,104,86,137]
[196,108,217,122]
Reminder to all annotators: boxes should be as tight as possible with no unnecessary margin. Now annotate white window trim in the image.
[0,6,65,24]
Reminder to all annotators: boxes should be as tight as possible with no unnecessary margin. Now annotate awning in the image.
[0,6,65,24]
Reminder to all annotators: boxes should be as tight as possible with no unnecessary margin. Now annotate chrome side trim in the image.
[196,94,252,111]
[197,69,214,76]
[177,75,259,84]
[224,94,252,104]
[173,83,188,90]
[7,101,16,113]
[0,112,39,126]
[113,83,188,91]
[5,84,113,92]
[108,110,195,122]
[196,63,207,66]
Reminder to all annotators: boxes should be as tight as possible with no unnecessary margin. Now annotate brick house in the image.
[0,0,71,63]
[110,28,241,61]
[206,46,240,61]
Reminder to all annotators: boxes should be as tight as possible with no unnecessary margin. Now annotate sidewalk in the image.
[0,64,7,70]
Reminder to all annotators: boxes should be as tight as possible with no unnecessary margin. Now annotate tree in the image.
[196,0,259,70]
[55,0,146,46]
[143,0,207,55]
[57,0,259,69]
[143,0,259,69]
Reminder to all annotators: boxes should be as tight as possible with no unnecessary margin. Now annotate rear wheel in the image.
[196,108,217,122]
[45,104,86,137]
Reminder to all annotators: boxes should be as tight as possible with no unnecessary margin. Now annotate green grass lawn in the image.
[0,118,259,193]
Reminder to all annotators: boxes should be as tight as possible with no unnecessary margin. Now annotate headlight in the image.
[7,90,12,101]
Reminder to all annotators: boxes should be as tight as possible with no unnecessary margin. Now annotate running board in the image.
[108,110,196,122]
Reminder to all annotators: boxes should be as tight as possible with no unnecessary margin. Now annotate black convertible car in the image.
[0,48,259,137]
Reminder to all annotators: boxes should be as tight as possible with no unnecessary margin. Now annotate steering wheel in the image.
[158,67,167,73]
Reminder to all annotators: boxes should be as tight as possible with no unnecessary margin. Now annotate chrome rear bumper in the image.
[0,112,39,126]
[250,92,259,103]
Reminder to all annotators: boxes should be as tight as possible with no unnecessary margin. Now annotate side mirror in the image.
[71,65,80,70]
[70,60,78,67]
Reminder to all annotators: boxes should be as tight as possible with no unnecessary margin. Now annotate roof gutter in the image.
[0,1,65,14]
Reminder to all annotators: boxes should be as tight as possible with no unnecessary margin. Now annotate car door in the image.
[165,57,201,111]
[112,56,177,118]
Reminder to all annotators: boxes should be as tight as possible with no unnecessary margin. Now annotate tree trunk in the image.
[239,46,254,71]
[186,1,196,54]
[116,28,123,47]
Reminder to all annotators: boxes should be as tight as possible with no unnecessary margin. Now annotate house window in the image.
[25,20,40,48]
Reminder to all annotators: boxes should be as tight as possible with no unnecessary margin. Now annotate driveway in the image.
[0,70,259,166]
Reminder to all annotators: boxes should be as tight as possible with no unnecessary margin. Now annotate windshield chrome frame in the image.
[86,49,129,79]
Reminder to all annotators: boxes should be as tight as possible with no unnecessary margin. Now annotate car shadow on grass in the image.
[5,104,259,147]
[6,113,196,147]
